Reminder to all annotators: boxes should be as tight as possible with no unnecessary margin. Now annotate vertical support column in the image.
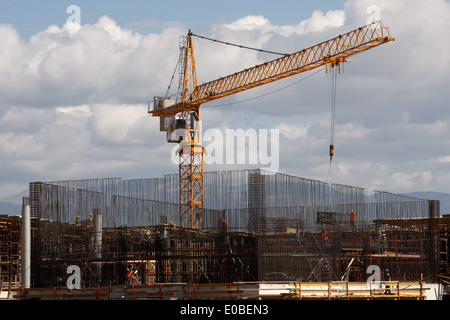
[177,30,202,229]
[156,224,167,283]
[179,32,198,104]
[29,182,42,287]
[179,146,204,228]
[429,200,440,279]
[248,170,265,232]
[178,108,204,229]
[21,199,31,289]
[94,208,102,282]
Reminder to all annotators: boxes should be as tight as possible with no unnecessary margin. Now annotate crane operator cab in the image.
[166,111,199,144]
[166,117,187,143]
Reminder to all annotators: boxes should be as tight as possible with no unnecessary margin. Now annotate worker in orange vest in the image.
[126,264,135,285]
[87,213,94,226]
[321,228,329,252]
[346,209,358,228]
[321,228,329,241]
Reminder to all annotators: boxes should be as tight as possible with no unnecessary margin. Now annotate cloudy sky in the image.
[0,0,449,199]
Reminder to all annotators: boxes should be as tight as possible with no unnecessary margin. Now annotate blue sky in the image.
[1,0,450,203]
[0,0,346,39]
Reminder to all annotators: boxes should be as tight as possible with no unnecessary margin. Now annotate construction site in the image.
[0,169,449,300]
[1,21,449,300]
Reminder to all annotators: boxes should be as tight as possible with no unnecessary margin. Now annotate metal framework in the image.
[177,33,204,228]
[21,170,450,289]
[149,21,394,229]
[0,215,21,294]
[178,138,204,228]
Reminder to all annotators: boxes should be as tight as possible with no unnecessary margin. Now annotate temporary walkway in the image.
[10,280,440,300]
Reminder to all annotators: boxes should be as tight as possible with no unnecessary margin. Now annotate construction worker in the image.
[220,218,228,233]
[169,221,177,235]
[87,213,94,226]
[346,209,358,228]
[144,230,152,251]
[384,268,392,294]
[380,230,387,254]
[126,264,136,285]
[321,227,329,251]
[321,227,329,241]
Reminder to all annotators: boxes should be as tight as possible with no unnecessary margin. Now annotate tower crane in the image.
[148,20,394,229]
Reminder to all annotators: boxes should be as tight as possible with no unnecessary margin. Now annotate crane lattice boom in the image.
[150,20,394,117]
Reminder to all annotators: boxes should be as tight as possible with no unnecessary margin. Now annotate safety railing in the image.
[11,281,429,300]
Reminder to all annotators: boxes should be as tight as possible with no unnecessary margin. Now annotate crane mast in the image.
[148,20,394,229]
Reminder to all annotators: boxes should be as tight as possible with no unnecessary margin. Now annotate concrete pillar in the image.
[22,203,31,289]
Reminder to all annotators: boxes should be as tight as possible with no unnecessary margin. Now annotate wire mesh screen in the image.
[27,169,438,287]
[30,169,432,230]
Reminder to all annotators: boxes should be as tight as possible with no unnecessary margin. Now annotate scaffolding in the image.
[25,169,446,288]
[0,215,22,293]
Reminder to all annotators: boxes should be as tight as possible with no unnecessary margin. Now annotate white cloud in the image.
[0,15,184,108]
[223,10,345,36]
[55,105,92,117]
[390,171,432,191]
[225,15,272,31]
[194,9,346,83]
[1,0,450,199]
[296,9,346,34]
[436,156,450,164]
[277,123,310,141]
[89,103,150,145]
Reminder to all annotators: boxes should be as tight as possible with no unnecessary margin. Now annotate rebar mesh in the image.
[31,169,430,230]
[27,169,440,287]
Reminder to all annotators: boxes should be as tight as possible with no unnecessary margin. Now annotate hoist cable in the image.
[191,33,289,56]
[165,58,181,100]
[327,65,338,188]
[330,66,337,152]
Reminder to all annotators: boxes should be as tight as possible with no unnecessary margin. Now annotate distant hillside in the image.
[0,202,22,215]
[0,189,27,215]
[401,191,450,215]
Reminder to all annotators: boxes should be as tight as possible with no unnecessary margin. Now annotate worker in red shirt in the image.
[220,218,228,233]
